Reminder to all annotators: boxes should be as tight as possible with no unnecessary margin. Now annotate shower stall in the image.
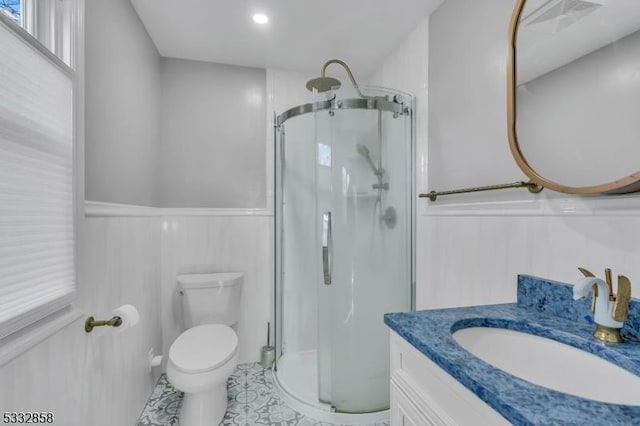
[273,69,414,423]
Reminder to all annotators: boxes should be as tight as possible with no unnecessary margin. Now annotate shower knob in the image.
[381,206,397,229]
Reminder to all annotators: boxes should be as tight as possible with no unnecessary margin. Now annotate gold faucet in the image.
[575,267,631,343]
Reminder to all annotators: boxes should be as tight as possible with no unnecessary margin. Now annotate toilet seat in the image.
[169,324,238,374]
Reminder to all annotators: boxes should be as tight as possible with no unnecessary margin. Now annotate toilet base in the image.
[179,382,228,426]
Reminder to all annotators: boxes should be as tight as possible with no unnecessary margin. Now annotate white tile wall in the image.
[0,215,162,426]
[367,17,432,311]
[0,208,273,423]
[425,212,640,308]
[367,15,430,195]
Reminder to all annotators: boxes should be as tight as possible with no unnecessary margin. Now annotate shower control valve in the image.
[372,183,389,190]
[381,207,397,229]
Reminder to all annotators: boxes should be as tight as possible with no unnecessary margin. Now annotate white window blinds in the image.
[0,19,74,340]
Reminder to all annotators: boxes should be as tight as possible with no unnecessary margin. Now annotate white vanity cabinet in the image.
[389,331,510,426]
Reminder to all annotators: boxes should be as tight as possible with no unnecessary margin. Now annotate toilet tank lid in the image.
[177,272,243,289]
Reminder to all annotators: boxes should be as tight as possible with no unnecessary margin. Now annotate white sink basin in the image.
[453,327,640,405]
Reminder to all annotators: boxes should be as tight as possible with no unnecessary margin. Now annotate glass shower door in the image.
[315,102,412,413]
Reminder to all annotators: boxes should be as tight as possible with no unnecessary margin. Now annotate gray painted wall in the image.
[85,0,161,206]
[159,58,266,208]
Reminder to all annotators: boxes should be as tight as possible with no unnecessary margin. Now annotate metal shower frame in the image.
[276,95,409,127]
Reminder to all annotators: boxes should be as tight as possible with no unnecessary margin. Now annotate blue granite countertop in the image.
[384,275,640,425]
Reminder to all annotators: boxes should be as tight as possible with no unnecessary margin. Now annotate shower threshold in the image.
[273,350,389,425]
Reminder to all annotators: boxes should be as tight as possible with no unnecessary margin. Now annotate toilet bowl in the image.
[167,324,238,425]
[166,272,243,426]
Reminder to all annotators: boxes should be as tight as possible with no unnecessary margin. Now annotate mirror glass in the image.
[515,0,640,188]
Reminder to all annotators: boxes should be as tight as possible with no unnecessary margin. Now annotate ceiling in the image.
[518,0,640,83]
[129,0,444,78]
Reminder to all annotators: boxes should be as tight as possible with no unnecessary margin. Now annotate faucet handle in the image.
[578,267,595,278]
[605,268,614,299]
[613,275,632,322]
[577,267,598,313]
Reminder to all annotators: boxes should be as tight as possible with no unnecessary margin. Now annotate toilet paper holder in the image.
[84,315,122,333]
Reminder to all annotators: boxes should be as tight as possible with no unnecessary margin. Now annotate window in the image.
[1,0,72,67]
[0,4,75,340]
[0,1,20,25]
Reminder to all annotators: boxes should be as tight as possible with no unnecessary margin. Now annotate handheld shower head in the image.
[356,144,370,157]
[356,144,381,176]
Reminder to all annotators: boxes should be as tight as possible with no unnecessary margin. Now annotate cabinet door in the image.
[390,331,511,426]
[390,380,437,426]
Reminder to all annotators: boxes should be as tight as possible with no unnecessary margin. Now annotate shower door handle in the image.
[322,211,332,285]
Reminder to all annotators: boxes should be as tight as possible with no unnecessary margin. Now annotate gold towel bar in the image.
[84,315,122,333]
[419,180,543,202]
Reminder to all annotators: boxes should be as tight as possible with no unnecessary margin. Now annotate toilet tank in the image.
[177,272,243,328]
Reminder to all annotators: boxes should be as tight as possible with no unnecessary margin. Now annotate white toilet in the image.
[167,272,243,426]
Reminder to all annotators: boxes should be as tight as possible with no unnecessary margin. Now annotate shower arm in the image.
[321,59,368,99]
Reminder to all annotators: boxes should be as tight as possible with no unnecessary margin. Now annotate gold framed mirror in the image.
[507,0,640,195]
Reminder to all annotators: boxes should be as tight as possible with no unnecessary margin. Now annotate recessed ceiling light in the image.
[252,13,269,24]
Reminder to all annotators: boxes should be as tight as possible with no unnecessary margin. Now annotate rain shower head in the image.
[305,76,341,93]
[306,59,366,98]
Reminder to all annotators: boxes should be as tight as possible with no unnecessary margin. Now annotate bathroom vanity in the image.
[389,330,509,425]
[385,275,640,425]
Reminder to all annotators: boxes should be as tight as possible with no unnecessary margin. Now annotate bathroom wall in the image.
[0,2,164,424]
[159,212,272,365]
[367,16,430,310]
[80,215,163,423]
[428,0,525,201]
[3,1,270,423]
[159,58,267,208]
[371,0,640,310]
[85,0,161,206]
[0,215,162,426]
[84,3,272,367]
[156,59,271,364]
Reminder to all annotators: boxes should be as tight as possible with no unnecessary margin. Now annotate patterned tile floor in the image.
[136,363,389,426]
